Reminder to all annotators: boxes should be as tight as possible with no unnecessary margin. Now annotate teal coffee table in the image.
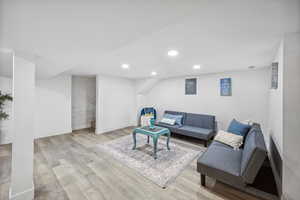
[132,126,171,159]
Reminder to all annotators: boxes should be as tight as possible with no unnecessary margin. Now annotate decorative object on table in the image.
[214,130,244,150]
[140,114,154,127]
[220,78,232,96]
[0,90,13,120]
[271,62,278,89]
[96,134,204,188]
[149,118,155,129]
[185,78,197,95]
[132,126,171,159]
[140,107,157,127]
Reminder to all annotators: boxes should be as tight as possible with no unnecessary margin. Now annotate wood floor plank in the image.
[91,149,172,200]
[85,171,126,200]
[0,127,262,200]
[88,161,141,200]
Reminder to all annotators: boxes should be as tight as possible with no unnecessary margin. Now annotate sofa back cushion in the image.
[240,124,267,184]
[184,113,215,130]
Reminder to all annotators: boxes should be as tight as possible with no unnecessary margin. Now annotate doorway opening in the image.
[71,76,96,133]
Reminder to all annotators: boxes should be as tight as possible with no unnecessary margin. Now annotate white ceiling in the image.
[0,0,299,79]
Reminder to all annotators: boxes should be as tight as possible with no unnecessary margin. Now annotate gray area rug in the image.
[97,134,205,188]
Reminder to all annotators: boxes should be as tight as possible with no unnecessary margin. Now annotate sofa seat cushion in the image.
[177,125,214,140]
[197,141,244,186]
[198,141,242,176]
[210,140,235,149]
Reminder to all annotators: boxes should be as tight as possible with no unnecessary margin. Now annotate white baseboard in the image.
[9,184,34,200]
[96,125,134,135]
[35,129,73,139]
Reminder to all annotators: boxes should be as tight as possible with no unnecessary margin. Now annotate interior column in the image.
[10,56,35,200]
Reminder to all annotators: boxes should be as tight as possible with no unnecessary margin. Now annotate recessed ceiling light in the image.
[167,50,179,57]
[193,65,201,70]
[121,64,130,69]
[151,71,157,76]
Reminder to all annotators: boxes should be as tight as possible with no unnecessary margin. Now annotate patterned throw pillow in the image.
[160,118,176,125]
[214,130,244,150]
[163,114,183,126]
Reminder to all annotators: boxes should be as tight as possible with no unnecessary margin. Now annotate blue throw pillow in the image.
[227,119,251,137]
[164,114,183,126]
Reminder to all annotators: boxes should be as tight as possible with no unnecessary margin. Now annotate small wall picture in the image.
[271,62,278,89]
[220,78,232,96]
[185,78,197,95]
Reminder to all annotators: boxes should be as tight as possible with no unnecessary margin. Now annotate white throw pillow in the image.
[243,119,253,126]
[160,118,176,125]
[214,130,243,150]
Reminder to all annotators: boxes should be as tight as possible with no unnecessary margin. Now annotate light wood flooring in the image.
[0,127,262,200]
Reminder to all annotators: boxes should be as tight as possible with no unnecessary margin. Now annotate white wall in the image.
[135,78,161,125]
[268,42,284,154]
[143,69,270,133]
[96,75,136,134]
[72,76,96,130]
[35,75,72,138]
[282,33,300,200]
[0,76,13,144]
[0,75,72,143]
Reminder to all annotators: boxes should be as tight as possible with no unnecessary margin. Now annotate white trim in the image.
[9,184,34,200]
[37,129,73,139]
[96,126,134,135]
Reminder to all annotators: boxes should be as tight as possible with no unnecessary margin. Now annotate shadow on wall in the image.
[269,134,282,196]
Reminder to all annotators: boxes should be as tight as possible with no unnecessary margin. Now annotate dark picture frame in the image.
[271,62,278,89]
[185,78,197,95]
[220,78,232,96]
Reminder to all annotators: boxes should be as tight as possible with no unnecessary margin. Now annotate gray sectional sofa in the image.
[197,123,269,198]
[156,111,216,147]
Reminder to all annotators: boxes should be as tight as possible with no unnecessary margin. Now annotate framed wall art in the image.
[185,78,197,95]
[220,78,232,96]
[271,62,278,89]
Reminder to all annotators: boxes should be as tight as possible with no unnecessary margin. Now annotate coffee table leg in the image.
[132,132,136,150]
[166,132,170,150]
[153,136,158,159]
[147,135,150,144]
